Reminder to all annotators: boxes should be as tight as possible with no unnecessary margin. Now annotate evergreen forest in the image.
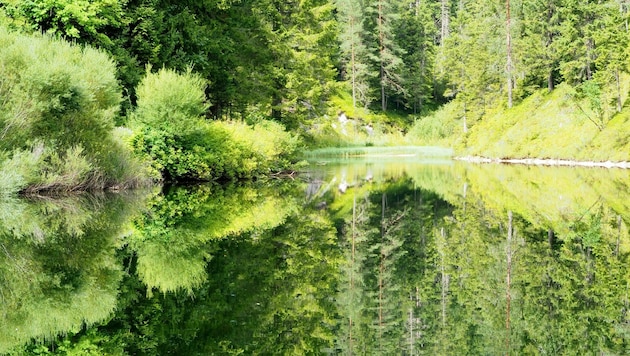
[1,0,630,191]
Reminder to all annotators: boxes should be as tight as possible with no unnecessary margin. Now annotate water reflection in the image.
[128,183,297,295]
[3,156,630,354]
[0,192,147,354]
[314,159,630,355]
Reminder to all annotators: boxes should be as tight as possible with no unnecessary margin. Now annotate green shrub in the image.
[131,68,300,182]
[224,120,300,171]
[0,148,43,195]
[0,28,120,153]
[133,66,208,134]
[405,100,463,146]
[0,27,148,193]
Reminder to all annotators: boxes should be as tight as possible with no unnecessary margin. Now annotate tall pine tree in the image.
[363,0,405,111]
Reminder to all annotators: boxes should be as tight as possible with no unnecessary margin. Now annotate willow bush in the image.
[0,27,149,194]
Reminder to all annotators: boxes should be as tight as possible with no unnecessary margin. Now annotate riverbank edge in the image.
[454,156,630,169]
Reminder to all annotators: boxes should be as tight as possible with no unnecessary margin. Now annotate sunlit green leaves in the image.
[132,67,208,135]
[0,28,150,193]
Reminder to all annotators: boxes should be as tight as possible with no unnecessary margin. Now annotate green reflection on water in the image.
[0,192,147,354]
[314,157,630,355]
[128,183,298,295]
[3,152,630,355]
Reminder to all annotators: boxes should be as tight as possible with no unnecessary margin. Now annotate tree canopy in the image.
[1,0,628,132]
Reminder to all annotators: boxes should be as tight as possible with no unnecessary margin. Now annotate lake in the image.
[1,148,629,354]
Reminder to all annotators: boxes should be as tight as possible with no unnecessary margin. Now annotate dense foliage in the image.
[0,25,300,192]
[0,28,148,193]
[1,0,629,162]
[0,0,338,123]
[129,68,299,181]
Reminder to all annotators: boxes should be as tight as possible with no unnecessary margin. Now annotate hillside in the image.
[407,81,630,163]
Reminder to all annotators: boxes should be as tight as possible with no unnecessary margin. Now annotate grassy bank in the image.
[464,82,630,162]
[303,89,429,148]
[406,81,630,163]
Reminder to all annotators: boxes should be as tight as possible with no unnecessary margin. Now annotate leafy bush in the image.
[0,28,120,153]
[131,68,300,182]
[405,100,463,146]
[0,28,149,193]
[133,66,208,134]
[0,149,42,195]
[223,120,300,172]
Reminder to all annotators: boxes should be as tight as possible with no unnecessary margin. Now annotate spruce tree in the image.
[336,0,371,109]
[363,0,405,111]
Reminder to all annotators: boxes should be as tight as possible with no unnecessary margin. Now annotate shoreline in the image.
[454,156,630,169]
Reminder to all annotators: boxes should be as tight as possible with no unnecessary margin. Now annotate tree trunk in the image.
[350,15,357,109]
[409,308,414,355]
[506,0,513,108]
[585,38,594,81]
[617,215,622,257]
[418,55,426,114]
[616,69,622,112]
[378,192,386,351]
[505,211,513,355]
[546,3,555,92]
[440,0,450,46]
[440,227,448,326]
[378,0,387,111]
[462,101,468,133]
[622,0,629,32]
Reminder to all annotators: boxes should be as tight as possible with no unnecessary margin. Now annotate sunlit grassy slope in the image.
[406,81,630,162]
[464,83,630,161]
[305,90,416,147]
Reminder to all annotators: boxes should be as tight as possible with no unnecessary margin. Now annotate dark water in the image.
[2,154,630,355]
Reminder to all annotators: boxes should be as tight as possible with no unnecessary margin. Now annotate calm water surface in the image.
[2,149,630,354]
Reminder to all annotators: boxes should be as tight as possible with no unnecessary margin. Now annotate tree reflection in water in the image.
[5,160,630,355]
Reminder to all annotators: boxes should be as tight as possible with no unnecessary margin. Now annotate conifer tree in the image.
[593,0,629,113]
[398,0,439,113]
[442,1,504,126]
[258,0,337,126]
[336,0,371,108]
[519,0,564,93]
[363,0,405,111]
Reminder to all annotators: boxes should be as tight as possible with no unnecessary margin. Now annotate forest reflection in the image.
[2,161,630,354]
[320,160,630,355]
